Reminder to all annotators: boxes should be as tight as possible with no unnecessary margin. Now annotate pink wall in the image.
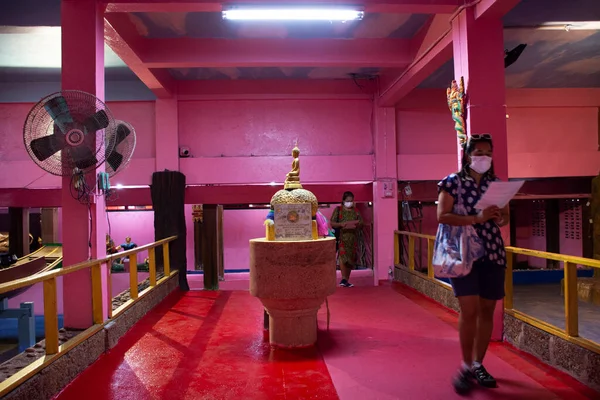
[3,89,598,191]
[178,99,375,185]
[223,209,267,270]
[396,89,600,181]
[179,100,372,157]
[8,278,64,316]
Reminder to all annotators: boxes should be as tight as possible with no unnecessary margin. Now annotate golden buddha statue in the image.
[284,144,302,190]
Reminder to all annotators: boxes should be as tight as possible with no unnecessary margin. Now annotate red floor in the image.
[54,284,598,400]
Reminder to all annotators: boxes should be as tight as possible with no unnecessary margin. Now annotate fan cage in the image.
[23,90,118,177]
[106,120,136,178]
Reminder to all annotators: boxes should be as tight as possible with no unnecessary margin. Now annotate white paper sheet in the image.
[473,181,524,210]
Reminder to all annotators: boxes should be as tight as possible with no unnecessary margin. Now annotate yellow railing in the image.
[0,236,177,396]
[394,230,600,354]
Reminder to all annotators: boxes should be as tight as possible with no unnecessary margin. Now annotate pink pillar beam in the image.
[155,98,180,171]
[452,8,508,341]
[452,9,508,178]
[372,106,399,285]
[61,0,109,328]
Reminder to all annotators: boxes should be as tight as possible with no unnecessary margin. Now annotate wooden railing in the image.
[0,236,177,395]
[394,230,600,354]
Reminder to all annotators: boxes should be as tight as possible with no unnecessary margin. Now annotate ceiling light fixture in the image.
[535,21,600,31]
[222,8,364,21]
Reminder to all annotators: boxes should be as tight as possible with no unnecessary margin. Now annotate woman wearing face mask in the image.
[330,191,363,287]
[436,134,509,395]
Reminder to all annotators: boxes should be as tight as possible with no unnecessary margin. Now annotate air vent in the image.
[532,200,546,237]
[562,200,582,240]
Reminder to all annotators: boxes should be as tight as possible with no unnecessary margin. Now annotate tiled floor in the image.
[55,283,598,400]
[513,284,600,343]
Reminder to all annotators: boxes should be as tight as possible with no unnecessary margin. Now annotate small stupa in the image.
[267,143,318,240]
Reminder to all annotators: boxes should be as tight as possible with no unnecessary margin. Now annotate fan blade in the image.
[83,110,109,133]
[71,146,98,170]
[115,124,131,146]
[107,151,124,172]
[43,96,73,134]
[29,133,67,162]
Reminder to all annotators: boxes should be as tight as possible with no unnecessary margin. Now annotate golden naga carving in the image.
[447,77,467,145]
[284,142,302,190]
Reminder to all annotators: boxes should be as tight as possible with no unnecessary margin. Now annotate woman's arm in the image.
[354,209,364,227]
[436,190,478,226]
[437,190,501,226]
[330,207,344,228]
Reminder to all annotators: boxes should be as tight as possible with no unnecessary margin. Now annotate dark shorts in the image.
[449,258,506,300]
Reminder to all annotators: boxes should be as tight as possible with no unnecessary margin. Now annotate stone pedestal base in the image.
[249,238,336,348]
[266,305,319,347]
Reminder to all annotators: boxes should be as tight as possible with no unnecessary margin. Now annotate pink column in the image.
[155,98,180,171]
[452,9,508,341]
[61,0,108,328]
[372,106,399,285]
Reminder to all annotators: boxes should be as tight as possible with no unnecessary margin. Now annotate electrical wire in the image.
[88,203,93,260]
[106,208,112,239]
[67,169,99,260]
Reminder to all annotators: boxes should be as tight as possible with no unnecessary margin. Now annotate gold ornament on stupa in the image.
[268,142,319,240]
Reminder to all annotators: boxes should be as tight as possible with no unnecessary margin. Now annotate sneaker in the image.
[452,368,473,395]
[472,364,497,388]
[339,280,354,288]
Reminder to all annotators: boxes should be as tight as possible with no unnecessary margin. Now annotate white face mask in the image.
[344,201,353,208]
[469,156,492,174]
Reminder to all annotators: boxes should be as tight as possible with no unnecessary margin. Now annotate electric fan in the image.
[23,90,117,177]
[105,120,136,177]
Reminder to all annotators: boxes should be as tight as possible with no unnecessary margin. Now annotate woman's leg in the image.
[341,261,351,281]
[470,264,505,388]
[449,262,482,394]
[474,298,497,363]
[457,296,479,366]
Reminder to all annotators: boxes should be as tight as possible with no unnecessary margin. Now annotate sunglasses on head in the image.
[469,134,492,141]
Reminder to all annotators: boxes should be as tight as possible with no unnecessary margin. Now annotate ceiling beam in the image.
[378,0,521,105]
[475,0,521,20]
[410,13,452,58]
[176,79,374,100]
[104,13,175,98]
[378,14,452,106]
[103,0,461,14]
[139,38,411,69]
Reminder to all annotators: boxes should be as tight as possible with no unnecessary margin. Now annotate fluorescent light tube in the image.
[222,9,364,21]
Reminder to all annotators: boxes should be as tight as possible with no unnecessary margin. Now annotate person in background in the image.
[330,191,363,287]
[436,134,509,395]
[121,236,137,251]
[120,236,137,263]
[106,234,120,255]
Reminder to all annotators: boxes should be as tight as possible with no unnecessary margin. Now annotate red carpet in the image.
[54,284,598,400]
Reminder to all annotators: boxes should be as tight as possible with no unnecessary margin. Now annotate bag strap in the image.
[456,176,463,207]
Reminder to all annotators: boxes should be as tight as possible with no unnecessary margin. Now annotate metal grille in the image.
[562,199,582,240]
[532,200,546,237]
